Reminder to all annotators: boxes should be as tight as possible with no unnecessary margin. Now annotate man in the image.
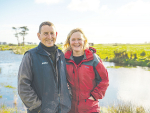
[18,21,71,113]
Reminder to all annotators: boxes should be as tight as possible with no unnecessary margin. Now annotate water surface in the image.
[0,51,150,110]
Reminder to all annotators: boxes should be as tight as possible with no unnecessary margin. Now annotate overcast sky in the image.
[0,0,150,44]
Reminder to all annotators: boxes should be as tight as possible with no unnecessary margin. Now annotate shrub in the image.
[147,62,150,67]
[140,51,146,57]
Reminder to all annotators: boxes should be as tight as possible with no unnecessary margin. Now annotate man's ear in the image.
[56,32,58,37]
[37,33,41,40]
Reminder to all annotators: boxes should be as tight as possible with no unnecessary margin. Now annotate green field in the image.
[0,43,150,67]
[92,43,150,67]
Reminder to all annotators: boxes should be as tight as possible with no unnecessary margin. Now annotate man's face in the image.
[37,25,57,47]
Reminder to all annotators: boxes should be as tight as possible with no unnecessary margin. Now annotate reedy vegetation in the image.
[0,104,149,113]
[0,43,150,67]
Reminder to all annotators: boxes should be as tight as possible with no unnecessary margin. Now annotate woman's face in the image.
[70,31,85,53]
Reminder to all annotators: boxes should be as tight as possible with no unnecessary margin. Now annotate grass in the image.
[106,66,122,69]
[4,85,16,89]
[0,104,149,113]
[0,83,16,89]
[106,104,149,113]
[0,45,37,55]
[0,43,150,67]
[0,104,24,113]
[92,43,150,67]
[0,44,62,55]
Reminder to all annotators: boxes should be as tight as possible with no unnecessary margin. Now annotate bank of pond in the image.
[0,44,150,67]
[0,103,149,113]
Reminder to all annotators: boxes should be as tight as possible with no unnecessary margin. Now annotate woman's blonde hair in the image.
[63,28,89,53]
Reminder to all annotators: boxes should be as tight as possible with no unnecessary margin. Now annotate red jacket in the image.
[65,47,109,113]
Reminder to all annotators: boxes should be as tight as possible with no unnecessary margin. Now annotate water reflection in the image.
[117,67,150,109]
[0,51,150,110]
[0,51,24,110]
[100,63,150,109]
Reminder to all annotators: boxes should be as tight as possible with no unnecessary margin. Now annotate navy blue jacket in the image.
[18,43,71,113]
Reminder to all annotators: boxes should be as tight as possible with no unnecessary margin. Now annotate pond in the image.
[0,51,150,111]
[0,51,25,110]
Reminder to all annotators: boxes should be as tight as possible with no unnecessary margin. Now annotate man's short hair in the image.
[38,21,55,33]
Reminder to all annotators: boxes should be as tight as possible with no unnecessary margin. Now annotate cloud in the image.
[35,0,62,4]
[115,0,150,22]
[116,0,150,15]
[67,0,100,12]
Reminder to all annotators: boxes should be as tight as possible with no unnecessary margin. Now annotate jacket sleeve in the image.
[18,52,41,112]
[91,54,109,100]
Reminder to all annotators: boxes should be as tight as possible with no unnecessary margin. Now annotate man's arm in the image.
[18,52,41,112]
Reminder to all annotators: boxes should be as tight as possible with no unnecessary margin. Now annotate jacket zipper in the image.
[69,60,82,113]
[48,55,60,111]
[56,56,61,112]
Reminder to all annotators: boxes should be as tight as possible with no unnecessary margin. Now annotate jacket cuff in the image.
[28,101,41,111]
[31,105,41,113]
[90,94,96,101]
[91,91,99,100]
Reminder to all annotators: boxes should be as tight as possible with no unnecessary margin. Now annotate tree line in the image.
[12,26,29,46]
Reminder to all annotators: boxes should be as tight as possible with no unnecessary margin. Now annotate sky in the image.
[0,0,150,44]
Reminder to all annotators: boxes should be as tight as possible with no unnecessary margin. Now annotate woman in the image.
[63,28,109,113]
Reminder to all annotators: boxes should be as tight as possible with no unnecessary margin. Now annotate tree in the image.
[12,27,20,46]
[19,26,29,46]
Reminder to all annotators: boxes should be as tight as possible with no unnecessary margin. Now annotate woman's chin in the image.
[73,49,83,53]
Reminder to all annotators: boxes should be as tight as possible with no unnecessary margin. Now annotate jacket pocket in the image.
[78,99,99,112]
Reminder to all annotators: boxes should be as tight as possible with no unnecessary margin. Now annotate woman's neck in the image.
[73,50,84,57]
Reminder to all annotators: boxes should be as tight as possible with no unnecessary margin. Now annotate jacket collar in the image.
[36,43,48,56]
[65,47,96,61]
[36,43,61,57]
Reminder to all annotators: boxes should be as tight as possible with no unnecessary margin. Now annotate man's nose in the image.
[47,34,52,39]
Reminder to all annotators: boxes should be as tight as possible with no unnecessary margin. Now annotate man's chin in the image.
[45,43,54,47]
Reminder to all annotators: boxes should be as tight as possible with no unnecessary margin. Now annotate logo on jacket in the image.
[85,66,89,68]
[42,62,48,64]
[61,60,63,64]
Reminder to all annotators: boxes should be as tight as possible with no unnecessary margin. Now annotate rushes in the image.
[106,104,149,113]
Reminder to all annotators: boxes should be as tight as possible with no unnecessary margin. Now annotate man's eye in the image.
[51,33,54,35]
[44,33,48,35]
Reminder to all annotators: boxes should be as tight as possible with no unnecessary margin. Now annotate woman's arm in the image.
[90,54,109,100]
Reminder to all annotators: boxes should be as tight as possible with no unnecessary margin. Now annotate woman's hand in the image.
[88,96,95,100]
